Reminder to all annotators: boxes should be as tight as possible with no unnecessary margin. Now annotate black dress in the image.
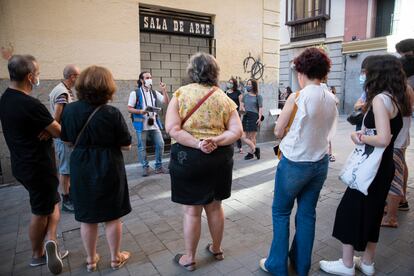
[61,101,132,223]
[332,105,402,251]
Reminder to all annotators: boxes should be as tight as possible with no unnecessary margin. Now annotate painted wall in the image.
[344,0,369,42]
[0,0,280,83]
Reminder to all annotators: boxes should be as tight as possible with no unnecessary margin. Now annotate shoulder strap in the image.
[285,91,301,133]
[181,86,218,127]
[73,105,103,148]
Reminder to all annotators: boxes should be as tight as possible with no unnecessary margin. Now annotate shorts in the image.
[17,174,60,216]
[54,138,72,175]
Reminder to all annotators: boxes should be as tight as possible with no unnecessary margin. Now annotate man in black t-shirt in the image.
[0,55,67,274]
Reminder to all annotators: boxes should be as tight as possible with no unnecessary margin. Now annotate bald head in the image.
[62,64,80,88]
[63,64,80,80]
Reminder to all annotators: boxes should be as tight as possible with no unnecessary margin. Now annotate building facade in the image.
[278,0,414,114]
[0,0,280,184]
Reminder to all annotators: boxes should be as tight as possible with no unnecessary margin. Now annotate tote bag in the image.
[339,119,385,195]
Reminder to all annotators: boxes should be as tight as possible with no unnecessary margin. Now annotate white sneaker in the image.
[319,259,355,276]
[353,256,375,275]
[259,258,269,273]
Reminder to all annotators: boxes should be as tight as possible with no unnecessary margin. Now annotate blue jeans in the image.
[136,129,164,169]
[265,155,328,276]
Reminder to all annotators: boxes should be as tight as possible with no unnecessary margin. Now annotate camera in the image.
[147,116,155,126]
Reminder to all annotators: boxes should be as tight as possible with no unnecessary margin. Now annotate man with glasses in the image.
[49,64,80,212]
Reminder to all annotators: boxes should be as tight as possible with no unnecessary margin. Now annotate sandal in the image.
[206,243,224,261]
[111,251,130,270]
[381,218,398,228]
[86,254,100,272]
[329,154,336,162]
[173,254,196,271]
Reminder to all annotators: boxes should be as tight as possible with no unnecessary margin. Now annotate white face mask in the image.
[31,76,40,88]
[144,79,153,87]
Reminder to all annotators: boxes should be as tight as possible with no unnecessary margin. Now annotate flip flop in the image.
[173,254,196,271]
[86,254,100,272]
[206,243,224,261]
[111,251,130,270]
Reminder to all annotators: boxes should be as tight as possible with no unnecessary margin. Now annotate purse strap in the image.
[181,86,218,127]
[73,105,103,148]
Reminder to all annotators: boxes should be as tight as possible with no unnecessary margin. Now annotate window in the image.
[375,0,395,37]
[285,0,331,42]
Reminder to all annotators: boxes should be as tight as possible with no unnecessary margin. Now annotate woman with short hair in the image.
[61,66,132,272]
[166,52,243,271]
[260,48,338,275]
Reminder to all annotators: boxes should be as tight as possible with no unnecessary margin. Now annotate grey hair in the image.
[8,55,36,82]
[187,52,219,86]
[63,64,78,79]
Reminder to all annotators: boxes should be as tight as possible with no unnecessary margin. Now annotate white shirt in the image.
[280,84,338,162]
[128,88,164,131]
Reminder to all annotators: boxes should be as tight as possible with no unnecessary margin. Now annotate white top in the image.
[128,88,164,131]
[394,117,411,148]
[279,84,338,162]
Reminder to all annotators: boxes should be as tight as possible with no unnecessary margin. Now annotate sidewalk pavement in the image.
[1,117,413,276]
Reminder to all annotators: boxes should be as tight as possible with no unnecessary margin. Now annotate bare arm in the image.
[354,97,365,111]
[206,110,242,146]
[165,96,200,149]
[53,103,65,123]
[45,120,61,138]
[159,82,170,105]
[360,96,392,147]
[127,105,147,115]
[274,93,296,139]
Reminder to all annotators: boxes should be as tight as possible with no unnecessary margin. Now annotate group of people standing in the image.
[0,40,412,276]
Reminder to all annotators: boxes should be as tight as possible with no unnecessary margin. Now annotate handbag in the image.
[181,86,218,127]
[339,120,385,195]
[347,110,364,125]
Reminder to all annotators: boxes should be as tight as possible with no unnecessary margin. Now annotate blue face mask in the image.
[245,85,252,92]
[359,74,366,86]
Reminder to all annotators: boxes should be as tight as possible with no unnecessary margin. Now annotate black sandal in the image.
[206,243,224,260]
[173,254,196,271]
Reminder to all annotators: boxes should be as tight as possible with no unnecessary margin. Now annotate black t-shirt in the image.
[226,89,242,109]
[0,88,56,181]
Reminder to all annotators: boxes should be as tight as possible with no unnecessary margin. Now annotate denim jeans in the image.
[265,155,328,276]
[136,129,164,169]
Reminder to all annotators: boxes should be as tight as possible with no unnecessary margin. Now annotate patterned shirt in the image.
[173,83,237,141]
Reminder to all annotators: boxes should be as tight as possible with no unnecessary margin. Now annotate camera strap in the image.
[141,87,155,116]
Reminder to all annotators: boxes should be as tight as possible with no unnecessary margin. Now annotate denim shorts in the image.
[54,138,72,175]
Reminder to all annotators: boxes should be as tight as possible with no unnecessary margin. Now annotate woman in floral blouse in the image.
[165,52,243,271]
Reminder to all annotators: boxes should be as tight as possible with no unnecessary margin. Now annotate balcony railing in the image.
[286,15,327,42]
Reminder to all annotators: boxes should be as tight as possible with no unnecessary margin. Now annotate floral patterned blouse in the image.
[173,83,237,142]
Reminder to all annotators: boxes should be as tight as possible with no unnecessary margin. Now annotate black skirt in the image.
[169,143,234,205]
[242,111,259,132]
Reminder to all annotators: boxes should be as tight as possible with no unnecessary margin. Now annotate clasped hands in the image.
[198,138,218,154]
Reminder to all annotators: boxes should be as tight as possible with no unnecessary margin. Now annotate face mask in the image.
[144,79,152,87]
[359,74,366,86]
[245,85,252,92]
[227,82,233,89]
[31,77,40,88]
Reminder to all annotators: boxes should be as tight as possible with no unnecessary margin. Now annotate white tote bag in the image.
[339,127,385,195]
